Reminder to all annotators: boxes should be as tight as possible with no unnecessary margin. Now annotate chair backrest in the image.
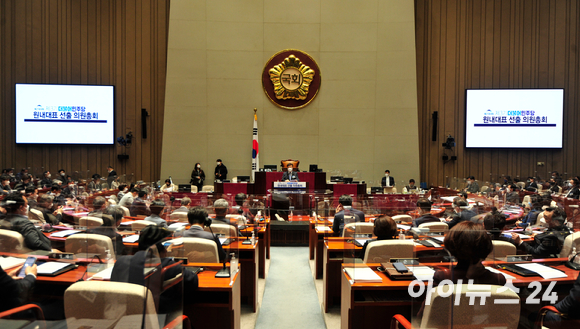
[480,186,489,193]
[0,229,33,254]
[204,223,237,237]
[522,195,531,205]
[392,215,413,223]
[64,281,158,329]
[537,184,543,192]
[469,213,486,225]
[343,222,374,238]
[560,231,580,257]
[131,220,155,232]
[202,185,214,192]
[421,284,520,329]
[28,208,46,224]
[487,240,517,260]
[181,237,219,263]
[418,222,449,233]
[383,186,397,194]
[65,233,115,260]
[363,240,414,263]
[516,181,526,190]
[190,185,198,193]
[79,216,104,228]
[280,159,300,170]
[120,206,131,217]
[169,212,189,222]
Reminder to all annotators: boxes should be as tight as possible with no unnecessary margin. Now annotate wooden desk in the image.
[183,263,241,329]
[223,240,259,313]
[340,259,578,329]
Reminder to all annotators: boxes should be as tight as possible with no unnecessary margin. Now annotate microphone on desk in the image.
[76,254,103,282]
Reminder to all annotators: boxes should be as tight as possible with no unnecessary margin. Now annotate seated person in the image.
[0,263,37,313]
[38,171,53,188]
[381,170,395,187]
[542,274,580,328]
[117,184,128,200]
[34,194,63,225]
[281,163,299,182]
[183,206,226,262]
[144,201,168,228]
[435,221,506,285]
[0,193,53,251]
[161,179,174,193]
[505,184,520,204]
[548,178,560,194]
[444,198,476,229]
[235,193,255,223]
[61,180,77,199]
[412,198,441,227]
[464,176,479,193]
[1,175,12,195]
[109,175,120,190]
[129,190,152,217]
[360,215,397,260]
[87,174,102,192]
[213,198,236,227]
[173,197,191,213]
[332,195,366,237]
[516,196,543,229]
[483,209,517,246]
[88,196,113,223]
[24,187,39,209]
[512,207,571,258]
[119,187,138,208]
[48,185,65,207]
[111,225,198,311]
[404,179,418,192]
[526,176,539,191]
[565,179,580,199]
[88,206,126,257]
[14,174,34,193]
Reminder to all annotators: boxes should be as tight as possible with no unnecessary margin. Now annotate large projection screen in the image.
[465,89,564,148]
[15,84,115,145]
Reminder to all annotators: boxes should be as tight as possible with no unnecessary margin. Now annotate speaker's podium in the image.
[271,181,309,219]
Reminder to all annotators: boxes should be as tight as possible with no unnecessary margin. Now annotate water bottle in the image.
[569,246,577,262]
[105,249,114,268]
[525,225,533,235]
[399,230,405,240]
[251,230,256,246]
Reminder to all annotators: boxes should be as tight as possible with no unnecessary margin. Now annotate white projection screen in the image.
[465,89,564,148]
[15,84,115,145]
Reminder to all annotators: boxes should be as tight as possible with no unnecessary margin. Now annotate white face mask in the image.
[385,174,389,177]
[197,165,201,169]
[287,168,292,172]
[217,162,220,166]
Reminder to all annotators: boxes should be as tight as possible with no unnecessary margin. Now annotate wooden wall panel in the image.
[0,0,169,182]
[416,0,580,187]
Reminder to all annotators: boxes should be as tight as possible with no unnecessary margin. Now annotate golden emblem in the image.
[268,55,315,100]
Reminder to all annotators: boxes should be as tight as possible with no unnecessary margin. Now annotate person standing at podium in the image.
[381,170,395,187]
[282,163,299,181]
[214,159,228,182]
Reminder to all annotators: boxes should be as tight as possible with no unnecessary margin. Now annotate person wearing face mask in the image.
[161,179,174,193]
[464,176,479,193]
[444,198,476,229]
[106,165,117,187]
[62,181,77,199]
[282,163,299,182]
[1,175,12,195]
[39,171,53,188]
[55,169,67,184]
[214,159,228,182]
[505,184,520,204]
[512,207,571,258]
[381,170,395,187]
[190,162,205,191]
[14,174,34,193]
[565,179,580,199]
[0,193,53,251]
[526,176,538,192]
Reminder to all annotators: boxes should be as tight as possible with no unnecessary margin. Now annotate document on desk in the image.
[344,267,383,283]
[90,266,114,280]
[168,222,188,230]
[397,224,411,230]
[515,263,567,279]
[37,262,74,276]
[485,266,516,280]
[51,230,81,238]
[122,235,140,243]
[0,257,26,269]
[409,266,435,281]
[316,226,332,232]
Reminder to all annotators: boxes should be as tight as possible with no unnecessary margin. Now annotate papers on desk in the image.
[37,262,75,276]
[485,266,516,280]
[90,266,114,280]
[168,222,188,231]
[165,238,183,246]
[408,266,435,281]
[515,263,567,279]
[119,221,133,226]
[122,235,140,243]
[50,230,81,238]
[397,224,411,231]
[344,267,383,283]
[503,209,522,214]
[316,226,332,232]
[0,257,26,269]
[430,236,445,243]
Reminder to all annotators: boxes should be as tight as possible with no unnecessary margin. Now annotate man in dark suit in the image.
[464,176,479,193]
[381,170,395,187]
[565,179,580,199]
[412,198,441,227]
[445,198,476,229]
[35,194,63,225]
[106,166,117,187]
[214,159,228,182]
[0,263,37,312]
[332,195,366,237]
[526,176,538,192]
[512,207,571,258]
[14,174,34,192]
[505,184,521,204]
[281,163,299,181]
[183,206,226,262]
[0,193,52,251]
[129,190,151,217]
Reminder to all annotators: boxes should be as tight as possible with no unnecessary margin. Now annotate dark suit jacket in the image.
[554,274,580,317]
[0,214,52,251]
[506,191,520,204]
[447,209,476,229]
[567,187,580,199]
[381,176,395,187]
[182,225,226,262]
[412,214,441,227]
[519,226,571,258]
[332,209,366,237]
[0,266,36,312]
[214,165,228,181]
[281,171,299,181]
[34,205,62,225]
[130,198,152,217]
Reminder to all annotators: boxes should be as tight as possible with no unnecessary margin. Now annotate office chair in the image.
[65,233,115,260]
[363,240,414,263]
[0,229,33,254]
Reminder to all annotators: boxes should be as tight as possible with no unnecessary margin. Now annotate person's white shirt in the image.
[161,184,174,193]
[119,193,135,208]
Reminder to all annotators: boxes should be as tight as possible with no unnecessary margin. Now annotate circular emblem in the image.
[262,49,321,110]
